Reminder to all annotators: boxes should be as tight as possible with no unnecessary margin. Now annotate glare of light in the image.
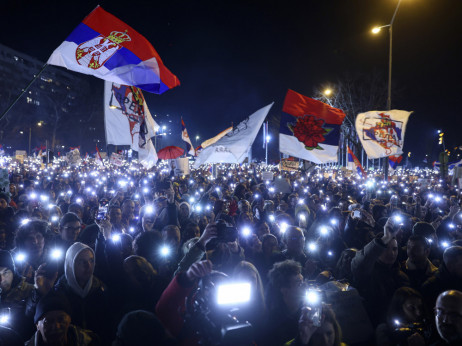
[394,319,400,326]
[141,205,154,216]
[160,245,170,257]
[442,241,450,248]
[15,253,26,262]
[323,89,332,96]
[30,192,37,199]
[280,222,289,233]
[426,238,433,244]
[255,194,260,199]
[308,242,317,252]
[76,198,82,204]
[21,219,30,226]
[327,251,333,256]
[51,216,59,222]
[330,219,337,226]
[449,223,455,229]
[50,248,63,260]
[269,187,275,193]
[189,197,195,203]
[216,283,251,305]
[129,227,135,233]
[320,226,329,236]
[298,199,305,205]
[269,215,275,222]
[299,214,306,222]
[242,227,252,237]
[393,215,403,224]
[40,195,48,202]
[434,196,442,202]
[0,315,9,324]
[306,290,321,305]
[266,135,271,142]
[195,205,202,212]
[112,234,121,242]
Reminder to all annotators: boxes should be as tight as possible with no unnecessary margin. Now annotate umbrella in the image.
[157,146,184,160]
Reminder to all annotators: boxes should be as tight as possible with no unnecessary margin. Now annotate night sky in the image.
[2,0,461,164]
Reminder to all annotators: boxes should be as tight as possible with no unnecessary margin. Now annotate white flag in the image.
[194,103,273,167]
[104,81,158,167]
[356,110,412,159]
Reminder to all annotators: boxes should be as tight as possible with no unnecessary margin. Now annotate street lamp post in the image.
[372,0,402,179]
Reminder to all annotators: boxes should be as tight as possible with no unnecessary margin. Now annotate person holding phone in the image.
[351,218,410,326]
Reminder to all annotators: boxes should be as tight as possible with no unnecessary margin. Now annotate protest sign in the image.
[110,153,124,166]
[262,171,274,181]
[174,157,190,176]
[280,159,299,172]
[66,149,81,166]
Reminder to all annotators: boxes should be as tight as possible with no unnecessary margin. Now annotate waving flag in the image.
[388,155,403,170]
[95,146,104,166]
[181,118,195,156]
[104,81,158,168]
[195,126,233,154]
[347,146,366,177]
[48,6,179,94]
[279,89,346,164]
[356,110,412,159]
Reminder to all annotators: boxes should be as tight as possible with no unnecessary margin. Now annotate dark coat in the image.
[351,238,410,326]
[421,262,462,310]
[53,275,112,341]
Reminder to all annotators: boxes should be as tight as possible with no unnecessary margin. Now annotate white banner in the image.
[356,110,412,159]
[194,103,273,167]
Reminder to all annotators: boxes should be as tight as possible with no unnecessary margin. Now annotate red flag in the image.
[347,146,366,177]
[283,89,345,124]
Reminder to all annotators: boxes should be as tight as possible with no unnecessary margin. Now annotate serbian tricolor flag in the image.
[47,6,179,94]
[279,89,346,164]
[181,118,195,156]
[389,155,402,170]
[347,146,366,177]
[95,146,103,166]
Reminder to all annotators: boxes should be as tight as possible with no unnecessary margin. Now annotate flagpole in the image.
[0,63,48,122]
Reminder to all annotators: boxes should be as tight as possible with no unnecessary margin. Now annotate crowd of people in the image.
[0,156,462,345]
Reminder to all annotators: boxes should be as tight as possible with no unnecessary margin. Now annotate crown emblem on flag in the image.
[107,31,131,44]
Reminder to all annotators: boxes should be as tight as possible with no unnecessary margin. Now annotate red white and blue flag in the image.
[347,146,366,177]
[47,6,180,94]
[388,155,403,170]
[279,89,346,164]
[181,118,195,156]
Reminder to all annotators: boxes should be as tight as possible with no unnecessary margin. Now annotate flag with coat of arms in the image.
[47,6,179,94]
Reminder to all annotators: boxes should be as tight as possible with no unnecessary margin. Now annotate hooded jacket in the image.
[64,243,94,298]
[54,242,111,340]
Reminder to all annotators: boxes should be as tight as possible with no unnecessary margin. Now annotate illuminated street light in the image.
[370,0,402,180]
[323,88,333,96]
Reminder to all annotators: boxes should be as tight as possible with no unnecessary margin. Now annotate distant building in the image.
[0,44,99,154]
